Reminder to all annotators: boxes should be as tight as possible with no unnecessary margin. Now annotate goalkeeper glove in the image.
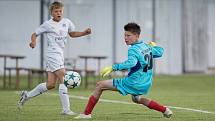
[148,41,157,47]
[100,66,113,77]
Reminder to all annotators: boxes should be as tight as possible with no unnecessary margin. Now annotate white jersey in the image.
[35,18,75,72]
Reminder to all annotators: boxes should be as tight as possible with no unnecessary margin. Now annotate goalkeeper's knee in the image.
[131,95,140,103]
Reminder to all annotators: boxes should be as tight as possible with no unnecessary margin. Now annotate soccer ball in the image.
[64,71,81,89]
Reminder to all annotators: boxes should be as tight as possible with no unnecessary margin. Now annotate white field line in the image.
[47,93,215,115]
[15,91,215,115]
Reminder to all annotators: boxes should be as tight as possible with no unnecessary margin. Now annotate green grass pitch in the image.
[0,74,215,121]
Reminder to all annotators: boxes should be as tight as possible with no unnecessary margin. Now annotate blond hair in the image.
[49,1,64,13]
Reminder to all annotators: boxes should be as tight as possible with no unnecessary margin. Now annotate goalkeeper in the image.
[75,22,173,119]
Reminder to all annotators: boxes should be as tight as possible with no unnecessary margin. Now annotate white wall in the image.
[182,0,208,72]
[155,0,182,74]
[0,0,215,75]
[0,0,40,75]
[208,0,215,68]
[63,0,113,71]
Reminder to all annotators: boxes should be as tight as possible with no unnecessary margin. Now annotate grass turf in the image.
[0,74,215,121]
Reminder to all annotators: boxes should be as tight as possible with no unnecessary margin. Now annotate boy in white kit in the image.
[18,1,91,115]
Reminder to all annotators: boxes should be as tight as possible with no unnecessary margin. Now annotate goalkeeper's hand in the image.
[148,41,157,47]
[100,66,113,77]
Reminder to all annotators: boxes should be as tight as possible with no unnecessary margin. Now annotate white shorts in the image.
[45,53,64,72]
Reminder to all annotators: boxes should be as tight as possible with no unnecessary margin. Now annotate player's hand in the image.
[29,42,36,48]
[84,28,91,35]
[100,66,113,77]
[148,41,157,47]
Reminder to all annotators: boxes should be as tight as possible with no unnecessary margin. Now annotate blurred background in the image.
[1,1,215,120]
[0,0,215,81]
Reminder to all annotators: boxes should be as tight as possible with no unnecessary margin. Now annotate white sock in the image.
[27,83,48,98]
[59,84,70,112]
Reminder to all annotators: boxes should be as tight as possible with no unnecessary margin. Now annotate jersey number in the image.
[143,52,153,72]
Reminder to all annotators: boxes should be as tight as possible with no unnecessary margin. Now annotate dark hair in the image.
[49,1,64,13]
[124,22,141,35]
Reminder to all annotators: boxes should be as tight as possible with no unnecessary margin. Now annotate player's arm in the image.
[100,49,137,77]
[151,46,164,58]
[101,55,137,77]
[115,48,138,70]
[148,42,164,58]
[29,32,37,48]
[69,28,91,38]
[112,52,138,71]
[30,21,48,49]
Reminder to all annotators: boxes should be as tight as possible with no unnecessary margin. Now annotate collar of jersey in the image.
[131,40,143,45]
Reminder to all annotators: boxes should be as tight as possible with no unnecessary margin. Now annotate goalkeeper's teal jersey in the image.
[112,40,164,96]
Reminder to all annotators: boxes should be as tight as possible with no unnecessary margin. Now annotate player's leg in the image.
[27,72,57,98]
[85,79,117,114]
[131,95,173,118]
[54,68,75,115]
[92,79,118,99]
[75,79,117,119]
[18,72,57,109]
